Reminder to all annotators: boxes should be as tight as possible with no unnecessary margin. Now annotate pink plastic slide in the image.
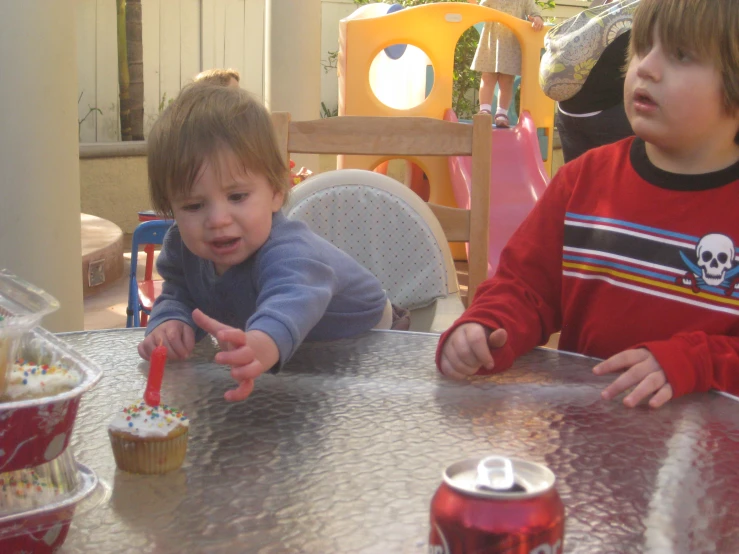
[445,109,550,277]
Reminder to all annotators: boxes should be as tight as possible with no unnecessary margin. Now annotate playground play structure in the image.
[336,2,554,275]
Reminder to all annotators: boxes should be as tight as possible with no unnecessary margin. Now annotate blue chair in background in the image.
[126,219,174,328]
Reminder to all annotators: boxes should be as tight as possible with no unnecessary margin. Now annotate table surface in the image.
[57,329,739,554]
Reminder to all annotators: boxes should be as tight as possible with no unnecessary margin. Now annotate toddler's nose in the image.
[206,203,233,228]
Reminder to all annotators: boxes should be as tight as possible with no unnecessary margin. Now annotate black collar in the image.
[630,137,739,191]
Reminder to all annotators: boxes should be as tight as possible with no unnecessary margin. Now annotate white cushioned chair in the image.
[285,169,465,332]
[271,111,492,318]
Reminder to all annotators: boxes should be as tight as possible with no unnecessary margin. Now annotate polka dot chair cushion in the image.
[286,181,449,311]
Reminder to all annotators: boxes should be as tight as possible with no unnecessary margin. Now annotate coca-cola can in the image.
[429,455,565,554]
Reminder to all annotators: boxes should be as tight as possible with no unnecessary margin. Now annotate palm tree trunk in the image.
[117,0,131,141]
[126,0,144,140]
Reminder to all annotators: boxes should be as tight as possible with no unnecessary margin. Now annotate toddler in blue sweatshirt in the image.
[139,83,389,401]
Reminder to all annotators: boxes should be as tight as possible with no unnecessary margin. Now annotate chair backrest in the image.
[272,113,491,302]
[127,219,174,327]
[285,169,458,310]
[131,219,174,250]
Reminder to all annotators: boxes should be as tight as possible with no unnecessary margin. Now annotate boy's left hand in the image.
[593,348,673,408]
[528,15,544,31]
[192,309,266,402]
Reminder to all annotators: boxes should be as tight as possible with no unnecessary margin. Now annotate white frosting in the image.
[4,360,81,401]
[0,468,64,514]
[108,400,189,438]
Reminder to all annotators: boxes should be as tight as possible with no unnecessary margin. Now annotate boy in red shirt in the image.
[437,0,739,408]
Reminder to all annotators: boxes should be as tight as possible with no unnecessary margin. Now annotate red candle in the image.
[144,344,167,406]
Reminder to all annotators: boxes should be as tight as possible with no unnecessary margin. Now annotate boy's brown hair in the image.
[148,83,289,215]
[629,0,739,143]
[194,68,241,87]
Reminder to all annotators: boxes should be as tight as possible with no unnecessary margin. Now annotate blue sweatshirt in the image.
[145,212,387,365]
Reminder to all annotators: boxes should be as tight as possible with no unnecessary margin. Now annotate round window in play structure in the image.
[369,43,435,111]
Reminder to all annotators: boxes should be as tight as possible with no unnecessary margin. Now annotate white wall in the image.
[550,0,591,22]
[320,0,356,117]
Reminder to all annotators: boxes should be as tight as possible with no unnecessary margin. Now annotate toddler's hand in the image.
[528,15,544,31]
[192,309,266,402]
[593,348,673,408]
[138,320,195,361]
[439,324,508,380]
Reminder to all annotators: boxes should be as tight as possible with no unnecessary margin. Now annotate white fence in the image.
[77,0,268,143]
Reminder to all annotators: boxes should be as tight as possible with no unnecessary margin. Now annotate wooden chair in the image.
[271,113,492,302]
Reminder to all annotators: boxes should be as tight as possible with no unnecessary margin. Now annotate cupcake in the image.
[2,358,82,401]
[0,449,78,516]
[108,344,189,474]
[108,400,189,474]
[0,467,65,513]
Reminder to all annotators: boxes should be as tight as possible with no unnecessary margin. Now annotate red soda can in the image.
[429,456,565,554]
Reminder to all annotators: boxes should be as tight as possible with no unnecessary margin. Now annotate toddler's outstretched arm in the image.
[192,309,280,402]
[439,324,508,380]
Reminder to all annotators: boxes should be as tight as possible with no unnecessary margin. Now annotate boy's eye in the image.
[180,202,202,212]
[674,48,692,62]
[229,192,249,202]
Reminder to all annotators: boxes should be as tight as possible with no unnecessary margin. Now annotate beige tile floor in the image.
[83,236,159,330]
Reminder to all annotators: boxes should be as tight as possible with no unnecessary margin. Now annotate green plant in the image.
[321,102,338,119]
[78,91,103,139]
[322,50,339,74]
[158,92,174,113]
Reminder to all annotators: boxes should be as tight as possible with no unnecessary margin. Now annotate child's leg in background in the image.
[494,73,516,127]
[478,72,498,113]
[496,73,515,111]
[494,73,515,127]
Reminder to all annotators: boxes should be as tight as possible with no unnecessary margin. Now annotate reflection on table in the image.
[59,329,739,553]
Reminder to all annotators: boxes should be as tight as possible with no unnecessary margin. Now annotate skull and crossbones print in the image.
[678,233,739,295]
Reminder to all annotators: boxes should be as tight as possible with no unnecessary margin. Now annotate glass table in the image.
[58,329,739,553]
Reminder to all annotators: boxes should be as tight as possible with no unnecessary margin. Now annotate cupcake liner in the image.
[108,429,188,475]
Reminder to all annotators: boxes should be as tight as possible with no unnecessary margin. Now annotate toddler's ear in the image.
[271,189,286,211]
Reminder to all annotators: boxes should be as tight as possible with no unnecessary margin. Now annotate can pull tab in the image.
[475,456,515,491]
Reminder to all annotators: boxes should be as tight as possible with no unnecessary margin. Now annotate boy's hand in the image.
[192,309,268,402]
[593,348,674,408]
[528,15,544,31]
[138,320,195,361]
[439,324,508,380]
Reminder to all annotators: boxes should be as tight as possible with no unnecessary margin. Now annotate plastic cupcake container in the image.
[0,270,60,399]
[0,326,103,473]
[0,449,99,553]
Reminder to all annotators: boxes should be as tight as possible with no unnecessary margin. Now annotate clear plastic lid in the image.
[0,270,60,397]
[0,449,81,519]
[1,324,104,406]
[0,270,60,332]
[0,449,100,544]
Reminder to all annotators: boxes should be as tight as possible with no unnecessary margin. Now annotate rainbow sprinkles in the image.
[3,359,81,401]
[109,400,189,438]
